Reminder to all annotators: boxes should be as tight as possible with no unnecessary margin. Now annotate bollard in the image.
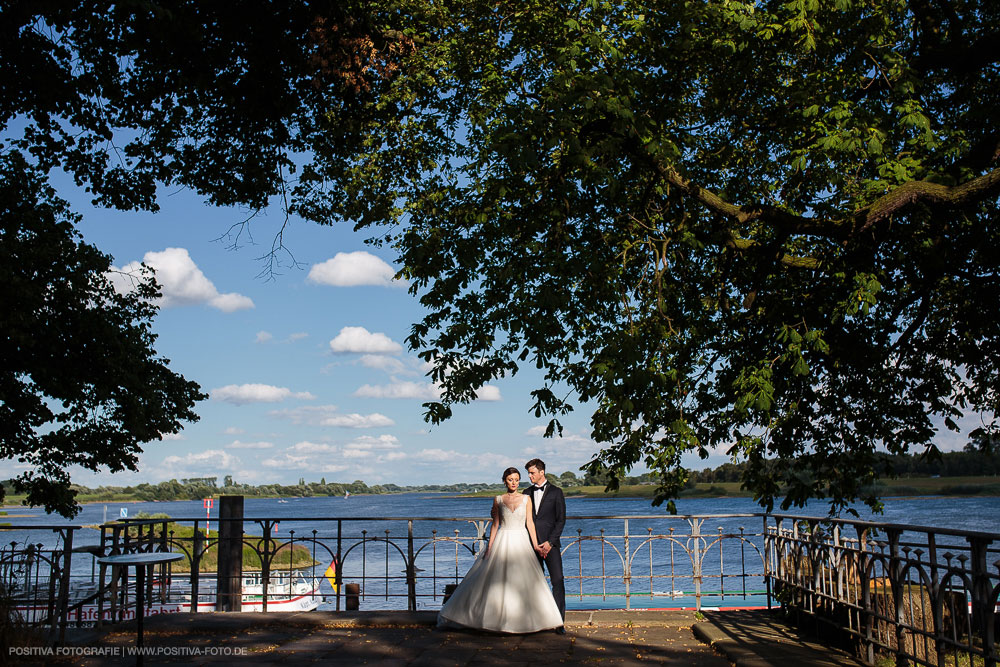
[345,583,360,610]
[443,584,458,604]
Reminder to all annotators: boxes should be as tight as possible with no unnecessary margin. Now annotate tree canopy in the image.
[316,0,1000,513]
[0,154,205,517]
[3,0,998,514]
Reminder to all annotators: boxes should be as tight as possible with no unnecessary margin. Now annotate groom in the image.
[526,458,566,633]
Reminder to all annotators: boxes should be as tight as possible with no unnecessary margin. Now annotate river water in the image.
[5,492,999,534]
[3,493,998,611]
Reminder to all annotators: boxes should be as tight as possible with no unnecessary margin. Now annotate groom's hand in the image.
[538,541,551,557]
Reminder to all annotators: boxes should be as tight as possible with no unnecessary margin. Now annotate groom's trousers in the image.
[539,548,566,619]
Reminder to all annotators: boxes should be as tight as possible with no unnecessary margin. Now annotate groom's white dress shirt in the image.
[532,483,546,513]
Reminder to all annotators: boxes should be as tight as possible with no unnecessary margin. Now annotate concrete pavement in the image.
[15,609,866,666]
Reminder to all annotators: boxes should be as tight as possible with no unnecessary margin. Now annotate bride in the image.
[437,467,564,633]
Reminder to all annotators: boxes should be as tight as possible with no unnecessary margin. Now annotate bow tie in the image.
[534,484,546,491]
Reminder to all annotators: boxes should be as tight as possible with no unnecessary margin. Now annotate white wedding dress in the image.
[437,494,563,633]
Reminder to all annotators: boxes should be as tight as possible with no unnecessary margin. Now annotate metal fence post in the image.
[407,520,416,611]
[336,520,342,611]
[623,518,631,610]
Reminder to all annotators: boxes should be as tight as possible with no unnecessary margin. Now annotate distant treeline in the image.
[684,448,1000,485]
[2,449,995,503]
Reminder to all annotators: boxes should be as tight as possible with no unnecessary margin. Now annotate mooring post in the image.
[216,495,244,612]
[690,518,703,612]
[191,525,202,613]
[56,528,74,643]
[886,529,905,667]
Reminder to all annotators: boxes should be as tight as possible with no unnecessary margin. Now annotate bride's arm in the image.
[484,497,500,558]
[525,496,541,550]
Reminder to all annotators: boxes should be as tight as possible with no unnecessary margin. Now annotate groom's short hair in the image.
[525,458,546,472]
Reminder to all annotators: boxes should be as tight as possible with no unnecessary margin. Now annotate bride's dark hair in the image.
[501,466,520,482]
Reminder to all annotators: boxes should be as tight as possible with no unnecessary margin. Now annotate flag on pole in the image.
[325,557,339,592]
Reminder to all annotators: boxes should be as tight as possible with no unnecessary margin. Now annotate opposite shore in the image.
[3,474,999,510]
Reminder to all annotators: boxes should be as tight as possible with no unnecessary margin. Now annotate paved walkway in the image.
[18,609,866,666]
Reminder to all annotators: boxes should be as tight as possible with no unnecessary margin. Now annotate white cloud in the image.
[161,449,241,470]
[329,327,403,355]
[288,332,309,342]
[475,386,502,401]
[225,440,274,450]
[268,405,395,428]
[408,448,513,471]
[322,413,395,428]
[223,426,245,435]
[255,331,273,343]
[354,380,500,401]
[342,435,404,463]
[210,292,254,312]
[359,354,409,374]
[307,251,405,288]
[111,247,253,312]
[289,441,340,454]
[344,435,402,451]
[342,449,371,459]
[261,451,349,473]
[157,432,185,441]
[413,448,453,463]
[260,436,406,471]
[355,380,441,400]
[211,383,316,405]
[521,428,599,470]
[261,441,353,473]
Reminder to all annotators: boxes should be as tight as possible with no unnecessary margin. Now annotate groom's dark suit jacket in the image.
[532,482,565,548]
[531,481,566,618]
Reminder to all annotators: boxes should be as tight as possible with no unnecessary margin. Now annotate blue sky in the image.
[26,174,690,490]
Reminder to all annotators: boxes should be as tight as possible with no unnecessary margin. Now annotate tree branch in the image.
[648,152,1000,270]
[859,167,1000,227]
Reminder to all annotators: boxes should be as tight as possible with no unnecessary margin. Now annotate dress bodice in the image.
[496,494,527,530]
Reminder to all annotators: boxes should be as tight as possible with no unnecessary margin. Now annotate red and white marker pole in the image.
[203,497,214,534]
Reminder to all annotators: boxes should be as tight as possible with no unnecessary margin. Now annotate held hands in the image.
[536,541,551,558]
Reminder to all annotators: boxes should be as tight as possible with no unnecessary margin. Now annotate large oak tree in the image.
[4,0,998,513]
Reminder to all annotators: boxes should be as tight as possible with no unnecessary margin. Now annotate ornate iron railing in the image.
[765,514,999,667]
[3,510,998,666]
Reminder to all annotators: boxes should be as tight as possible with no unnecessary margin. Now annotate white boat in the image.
[181,570,322,613]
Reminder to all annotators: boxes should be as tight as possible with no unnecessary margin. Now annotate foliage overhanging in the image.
[3,0,998,514]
